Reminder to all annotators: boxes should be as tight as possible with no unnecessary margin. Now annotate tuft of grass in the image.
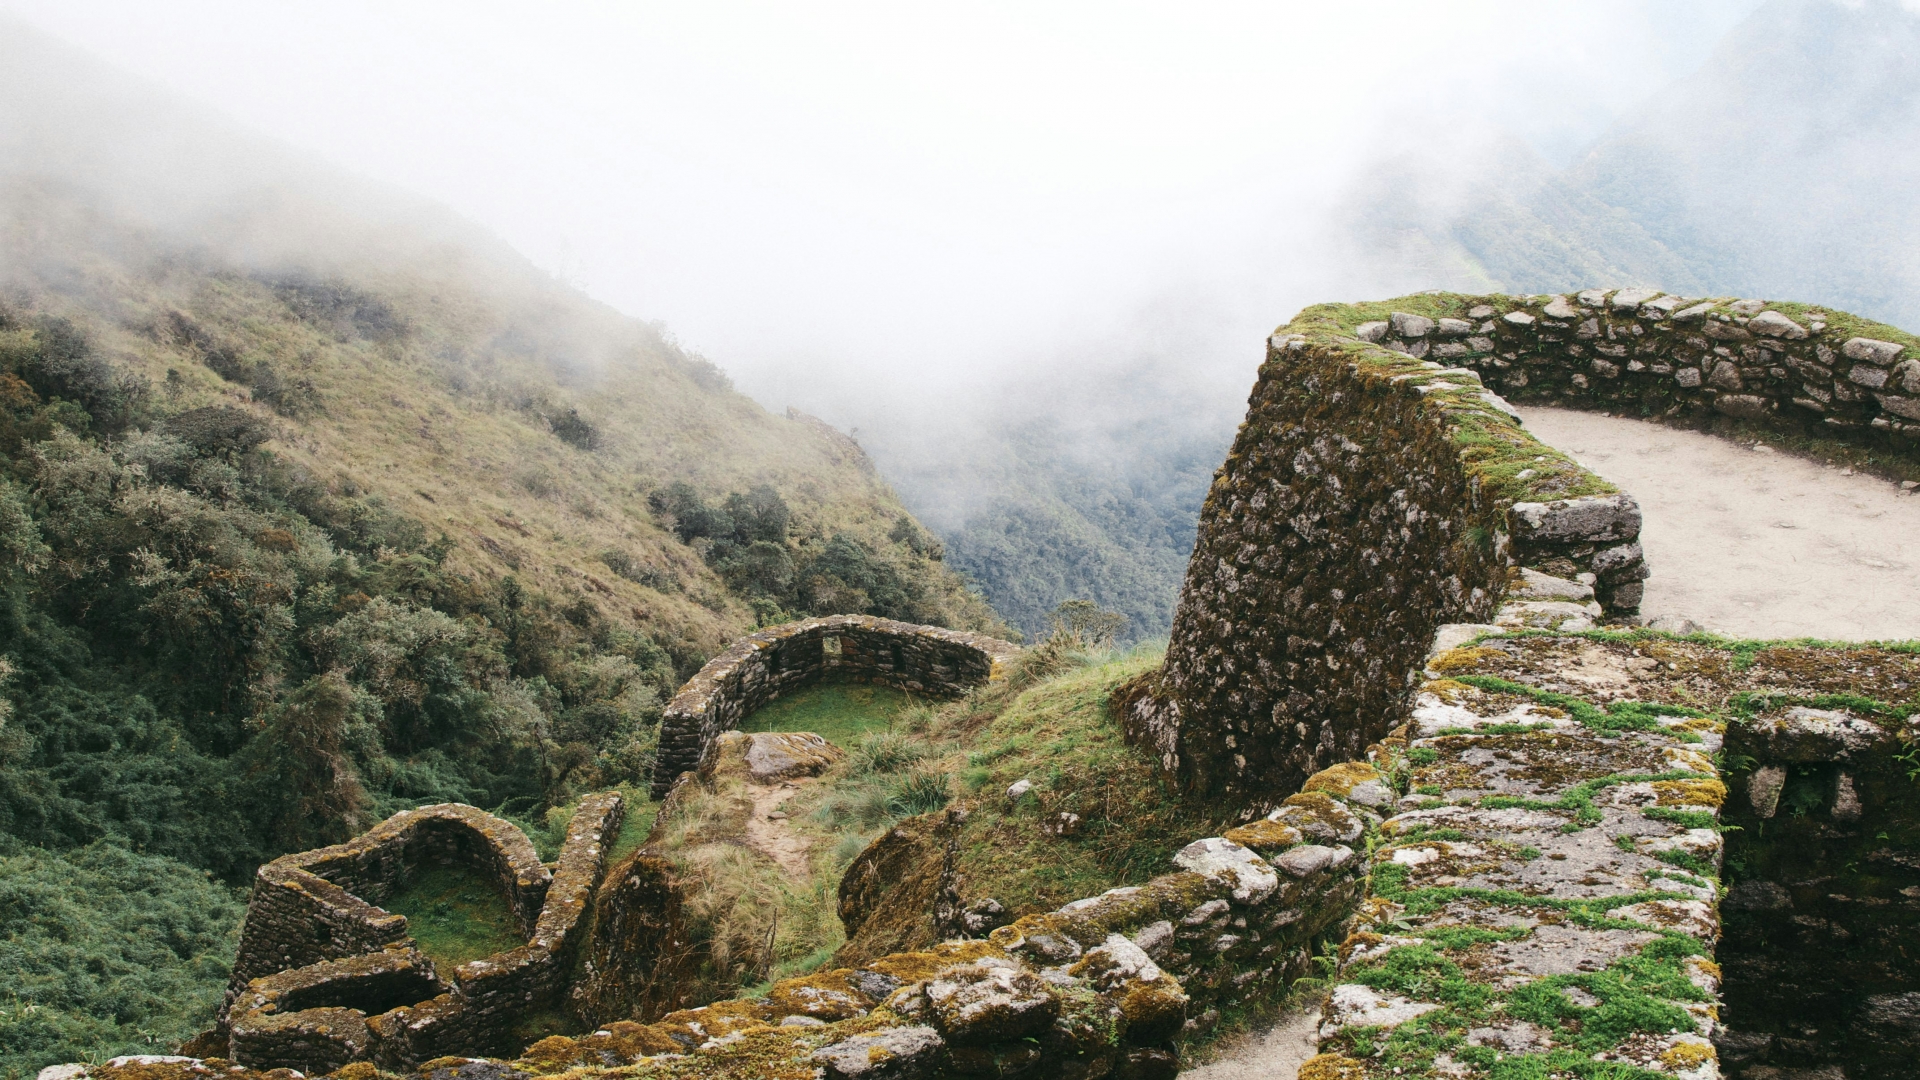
[885,768,952,817]
[850,730,931,775]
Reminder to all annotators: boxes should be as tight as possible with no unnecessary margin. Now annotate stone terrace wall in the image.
[1118,295,1656,812]
[223,803,552,1019]
[651,615,1020,798]
[1384,289,1920,450]
[1716,700,1920,1078]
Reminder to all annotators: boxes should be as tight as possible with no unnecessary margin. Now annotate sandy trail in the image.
[1181,1007,1321,1079]
[743,780,812,878]
[1518,407,1920,642]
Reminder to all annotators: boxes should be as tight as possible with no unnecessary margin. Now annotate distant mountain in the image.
[1347,0,1920,328]
[864,358,1235,643]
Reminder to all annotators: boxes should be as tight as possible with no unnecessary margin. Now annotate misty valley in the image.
[5,3,1920,1080]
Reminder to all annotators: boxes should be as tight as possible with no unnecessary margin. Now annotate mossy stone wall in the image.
[1120,341,1506,810]
[221,796,625,1072]
[651,615,1019,798]
[1720,704,1920,1078]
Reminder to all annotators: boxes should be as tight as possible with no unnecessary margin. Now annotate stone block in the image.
[1507,494,1641,544]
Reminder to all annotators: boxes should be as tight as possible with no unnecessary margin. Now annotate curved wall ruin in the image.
[650,614,1020,798]
[1123,290,1917,811]
[218,795,627,1072]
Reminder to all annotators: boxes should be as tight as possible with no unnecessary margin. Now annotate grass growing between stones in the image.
[384,864,525,968]
[737,682,921,747]
[644,636,1230,1002]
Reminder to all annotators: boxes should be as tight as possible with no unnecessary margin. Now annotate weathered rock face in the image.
[1116,343,1505,810]
[651,615,1019,798]
[1717,700,1920,1079]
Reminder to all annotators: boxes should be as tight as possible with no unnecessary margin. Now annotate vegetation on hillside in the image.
[0,187,998,1075]
[642,603,1222,1009]
[0,839,245,1079]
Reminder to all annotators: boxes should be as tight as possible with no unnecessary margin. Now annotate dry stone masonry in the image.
[651,615,1020,798]
[216,795,628,1073]
[1715,694,1920,1077]
[59,297,1920,1080]
[1119,292,1658,813]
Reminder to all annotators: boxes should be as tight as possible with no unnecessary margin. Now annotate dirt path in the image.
[743,780,813,878]
[1181,1007,1321,1079]
[1518,407,1920,642]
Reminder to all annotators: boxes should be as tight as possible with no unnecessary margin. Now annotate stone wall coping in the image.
[662,614,1021,721]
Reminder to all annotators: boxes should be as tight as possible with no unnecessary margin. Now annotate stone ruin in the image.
[65,290,1920,1080]
[650,614,1020,798]
[212,796,629,1072]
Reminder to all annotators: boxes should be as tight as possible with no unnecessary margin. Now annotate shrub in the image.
[885,768,952,818]
[850,731,928,775]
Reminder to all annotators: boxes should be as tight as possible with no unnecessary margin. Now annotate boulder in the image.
[1748,310,1808,338]
[742,731,844,782]
[1354,320,1388,343]
[924,961,1058,1045]
[1435,317,1473,337]
[1877,394,1920,421]
[1542,296,1577,319]
[1713,394,1770,418]
[812,1026,946,1079]
[1172,837,1279,903]
[1507,494,1641,544]
[1509,568,1593,602]
[1850,364,1890,388]
[1612,287,1661,310]
[1389,312,1434,338]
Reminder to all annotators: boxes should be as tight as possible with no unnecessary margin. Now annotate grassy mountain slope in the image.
[1355,0,1920,329]
[0,23,997,1075]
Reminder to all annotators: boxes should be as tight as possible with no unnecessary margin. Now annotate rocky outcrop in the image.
[651,615,1019,798]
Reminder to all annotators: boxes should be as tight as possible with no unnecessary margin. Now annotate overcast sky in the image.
[3,1,1770,400]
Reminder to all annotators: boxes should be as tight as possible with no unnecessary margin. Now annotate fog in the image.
[2,2,1763,390]
[20,0,1920,636]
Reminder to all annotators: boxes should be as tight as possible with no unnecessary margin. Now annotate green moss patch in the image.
[384,864,526,968]
[738,682,920,747]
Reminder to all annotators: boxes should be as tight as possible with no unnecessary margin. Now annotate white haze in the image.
[2,0,1766,408]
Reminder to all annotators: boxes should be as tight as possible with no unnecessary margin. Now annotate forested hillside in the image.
[0,22,999,1074]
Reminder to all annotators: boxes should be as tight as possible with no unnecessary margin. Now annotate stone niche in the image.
[1718,702,1920,1080]
[650,614,1020,798]
[217,794,629,1074]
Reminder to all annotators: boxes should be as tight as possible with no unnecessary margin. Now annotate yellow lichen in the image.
[1419,678,1474,702]
[1426,647,1503,674]
[1660,1041,1717,1069]
[1652,778,1727,808]
[1222,820,1305,852]
[1297,1053,1368,1080]
[1302,761,1382,797]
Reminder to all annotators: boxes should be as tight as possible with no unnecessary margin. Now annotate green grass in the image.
[738,682,920,747]
[384,865,526,968]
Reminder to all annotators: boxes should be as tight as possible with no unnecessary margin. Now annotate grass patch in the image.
[738,682,921,747]
[384,864,525,968]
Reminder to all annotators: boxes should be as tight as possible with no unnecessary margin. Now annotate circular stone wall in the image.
[649,614,1020,798]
